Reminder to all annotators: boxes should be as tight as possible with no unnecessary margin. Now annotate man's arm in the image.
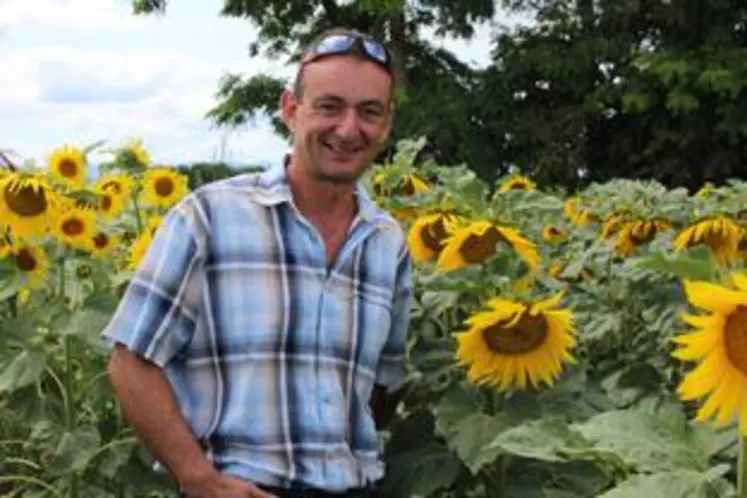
[370,383,406,430]
[108,345,214,489]
[108,346,272,497]
[371,243,414,430]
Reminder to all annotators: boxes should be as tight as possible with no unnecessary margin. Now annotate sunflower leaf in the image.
[597,466,734,498]
[572,405,712,473]
[632,247,715,281]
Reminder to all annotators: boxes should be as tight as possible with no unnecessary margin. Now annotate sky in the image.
[0,0,512,172]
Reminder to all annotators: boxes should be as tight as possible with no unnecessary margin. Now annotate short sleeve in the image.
[375,245,414,391]
[101,202,204,368]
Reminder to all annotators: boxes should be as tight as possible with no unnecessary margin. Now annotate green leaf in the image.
[0,350,47,393]
[486,417,593,463]
[632,248,715,281]
[598,466,734,498]
[572,406,710,473]
[45,425,102,476]
[379,442,463,497]
[445,412,511,474]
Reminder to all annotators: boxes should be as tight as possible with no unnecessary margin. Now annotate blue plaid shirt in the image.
[102,164,413,492]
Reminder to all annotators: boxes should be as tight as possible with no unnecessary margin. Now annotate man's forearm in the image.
[107,345,215,488]
[370,384,405,430]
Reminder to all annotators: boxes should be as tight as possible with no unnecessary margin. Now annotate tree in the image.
[480,0,747,191]
[131,0,510,180]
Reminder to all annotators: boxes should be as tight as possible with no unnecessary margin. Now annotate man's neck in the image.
[286,158,358,223]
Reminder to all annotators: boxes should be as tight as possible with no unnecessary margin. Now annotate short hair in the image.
[292,27,396,99]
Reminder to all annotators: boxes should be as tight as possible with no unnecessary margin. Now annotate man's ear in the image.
[279,88,299,134]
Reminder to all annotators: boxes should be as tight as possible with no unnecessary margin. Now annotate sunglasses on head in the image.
[302,33,392,73]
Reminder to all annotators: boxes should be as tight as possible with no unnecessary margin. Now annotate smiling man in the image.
[102,28,414,498]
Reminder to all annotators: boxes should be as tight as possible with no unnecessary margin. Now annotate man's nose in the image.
[335,107,361,138]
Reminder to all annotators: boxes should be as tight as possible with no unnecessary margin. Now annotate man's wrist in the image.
[173,457,218,492]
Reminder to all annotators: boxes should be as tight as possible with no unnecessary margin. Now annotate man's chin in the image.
[313,164,367,185]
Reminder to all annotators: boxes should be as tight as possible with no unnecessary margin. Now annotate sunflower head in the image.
[96,173,136,199]
[614,218,672,256]
[95,188,125,220]
[11,244,50,290]
[0,173,59,238]
[90,231,118,258]
[564,197,596,225]
[455,293,576,391]
[672,273,747,433]
[48,145,87,187]
[542,225,568,244]
[142,167,189,209]
[407,212,458,264]
[437,220,541,271]
[53,207,97,251]
[673,216,741,265]
[118,138,152,167]
[498,175,537,193]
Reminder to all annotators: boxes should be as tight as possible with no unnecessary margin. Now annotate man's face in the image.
[281,55,394,185]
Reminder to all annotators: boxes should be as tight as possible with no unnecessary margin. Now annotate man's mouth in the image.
[322,139,364,155]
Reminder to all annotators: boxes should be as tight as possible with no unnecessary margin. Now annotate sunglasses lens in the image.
[314,34,356,54]
[362,40,388,64]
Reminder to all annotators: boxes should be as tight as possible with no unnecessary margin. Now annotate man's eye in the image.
[318,103,341,114]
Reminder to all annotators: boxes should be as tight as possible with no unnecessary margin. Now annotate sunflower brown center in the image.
[62,218,84,236]
[100,195,112,211]
[482,310,548,355]
[58,159,78,178]
[402,178,416,196]
[93,233,109,249]
[103,181,122,194]
[508,181,528,190]
[155,177,175,197]
[3,184,48,217]
[421,216,449,252]
[724,306,747,375]
[16,248,36,272]
[459,226,502,264]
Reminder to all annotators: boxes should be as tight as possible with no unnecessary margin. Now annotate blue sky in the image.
[0,0,512,171]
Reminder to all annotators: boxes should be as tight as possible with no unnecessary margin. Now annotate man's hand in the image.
[181,470,277,498]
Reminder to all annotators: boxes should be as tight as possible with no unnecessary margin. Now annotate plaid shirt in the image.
[102,164,413,492]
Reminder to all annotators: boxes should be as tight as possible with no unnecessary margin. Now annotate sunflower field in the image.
[1,137,747,497]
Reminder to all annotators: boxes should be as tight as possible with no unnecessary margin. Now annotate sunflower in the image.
[601,211,632,239]
[542,225,568,244]
[372,172,430,197]
[122,138,151,166]
[437,220,541,271]
[53,207,97,251]
[564,197,595,226]
[96,188,125,220]
[48,145,87,187]
[146,216,164,237]
[11,244,50,290]
[0,232,12,259]
[671,274,747,434]
[673,216,741,265]
[407,212,458,264]
[96,173,136,199]
[498,175,537,193]
[454,293,577,390]
[141,167,189,208]
[0,173,58,238]
[614,218,672,256]
[128,231,153,270]
[89,231,118,258]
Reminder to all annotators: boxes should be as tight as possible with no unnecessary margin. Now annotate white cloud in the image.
[0,0,147,30]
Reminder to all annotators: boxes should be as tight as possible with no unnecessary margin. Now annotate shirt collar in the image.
[249,154,382,225]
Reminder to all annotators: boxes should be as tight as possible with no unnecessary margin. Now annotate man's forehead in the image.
[301,57,391,99]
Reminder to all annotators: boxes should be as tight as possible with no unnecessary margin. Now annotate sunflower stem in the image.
[738,434,747,498]
[131,192,144,235]
[59,259,78,498]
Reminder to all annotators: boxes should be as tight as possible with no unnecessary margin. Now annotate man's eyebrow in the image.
[312,94,385,107]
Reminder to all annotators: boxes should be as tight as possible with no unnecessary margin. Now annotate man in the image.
[102,27,414,498]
